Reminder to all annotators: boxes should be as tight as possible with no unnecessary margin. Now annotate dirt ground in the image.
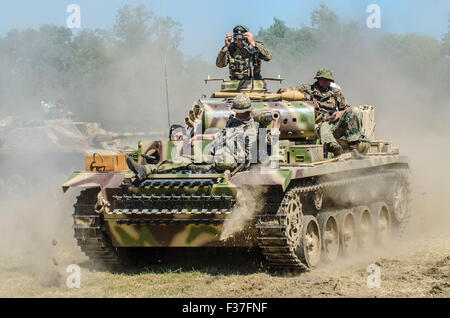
[0,192,448,298]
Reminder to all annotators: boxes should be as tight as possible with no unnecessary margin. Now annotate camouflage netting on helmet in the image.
[231,93,252,113]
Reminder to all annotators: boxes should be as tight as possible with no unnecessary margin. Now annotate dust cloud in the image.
[262,30,450,239]
[0,187,81,287]
[221,186,267,241]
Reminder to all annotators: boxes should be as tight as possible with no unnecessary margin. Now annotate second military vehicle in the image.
[0,115,164,200]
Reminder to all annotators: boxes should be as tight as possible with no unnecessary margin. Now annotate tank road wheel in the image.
[317,212,339,263]
[354,207,375,251]
[298,215,321,268]
[372,202,391,246]
[391,179,409,223]
[337,210,358,257]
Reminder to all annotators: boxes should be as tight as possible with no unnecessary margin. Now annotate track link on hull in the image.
[108,192,235,225]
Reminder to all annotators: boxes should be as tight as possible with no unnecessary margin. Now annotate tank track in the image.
[256,169,410,271]
[73,189,125,269]
[73,169,410,271]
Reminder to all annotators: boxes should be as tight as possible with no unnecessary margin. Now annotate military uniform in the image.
[293,69,365,151]
[214,112,259,170]
[216,41,272,80]
[216,25,272,80]
[127,94,258,180]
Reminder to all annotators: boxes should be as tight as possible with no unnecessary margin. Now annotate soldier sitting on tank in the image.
[280,68,368,157]
[126,94,259,182]
[216,25,272,80]
[45,98,74,120]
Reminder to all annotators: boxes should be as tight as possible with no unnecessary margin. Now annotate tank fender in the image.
[62,171,125,192]
[230,169,293,191]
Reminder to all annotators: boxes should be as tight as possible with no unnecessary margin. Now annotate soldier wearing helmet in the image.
[216,25,272,80]
[280,68,367,157]
[226,93,256,128]
[126,94,259,181]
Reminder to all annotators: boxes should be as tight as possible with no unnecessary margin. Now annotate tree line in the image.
[0,4,448,130]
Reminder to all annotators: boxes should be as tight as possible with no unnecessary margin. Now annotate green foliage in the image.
[0,3,448,126]
[258,3,363,68]
[258,18,315,60]
[113,5,182,50]
[311,2,340,32]
[0,4,188,125]
[258,3,449,93]
[381,33,447,73]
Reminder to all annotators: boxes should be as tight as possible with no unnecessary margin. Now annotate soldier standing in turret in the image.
[281,68,367,157]
[216,25,272,80]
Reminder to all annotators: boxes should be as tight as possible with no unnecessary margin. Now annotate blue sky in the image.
[1,0,449,60]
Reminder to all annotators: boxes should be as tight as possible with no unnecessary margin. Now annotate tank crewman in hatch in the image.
[126,93,259,182]
[216,25,272,80]
[280,68,368,157]
[45,98,74,120]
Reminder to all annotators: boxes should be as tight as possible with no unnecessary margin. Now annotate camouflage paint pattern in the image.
[106,223,255,247]
[201,100,317,139]
[216,41,272,80]
[220,80,266,92]
[63,153,408,248]
[63,79,408,249]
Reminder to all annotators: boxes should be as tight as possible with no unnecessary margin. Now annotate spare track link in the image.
[256,169,409,271]
[73,189,123,269]
[108,192,235,225]
[112,193,235,213]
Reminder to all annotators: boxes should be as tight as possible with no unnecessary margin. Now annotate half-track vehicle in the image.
[63,78,410,272]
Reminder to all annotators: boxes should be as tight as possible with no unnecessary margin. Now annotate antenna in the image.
[160,0,171,129]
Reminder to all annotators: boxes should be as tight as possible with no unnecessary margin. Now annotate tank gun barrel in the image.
[213,91,305,101]
[254,111,280,126]
[92,131,167,143]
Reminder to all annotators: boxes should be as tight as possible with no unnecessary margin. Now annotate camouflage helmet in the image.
[314,68,334,82]
[233,25,249,34]
[232,93,252,113]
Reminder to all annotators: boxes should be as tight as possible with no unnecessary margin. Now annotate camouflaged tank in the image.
[63,79,411,272]
[0,116,165,200]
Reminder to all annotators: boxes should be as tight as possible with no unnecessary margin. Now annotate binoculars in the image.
[233,32,246,42]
